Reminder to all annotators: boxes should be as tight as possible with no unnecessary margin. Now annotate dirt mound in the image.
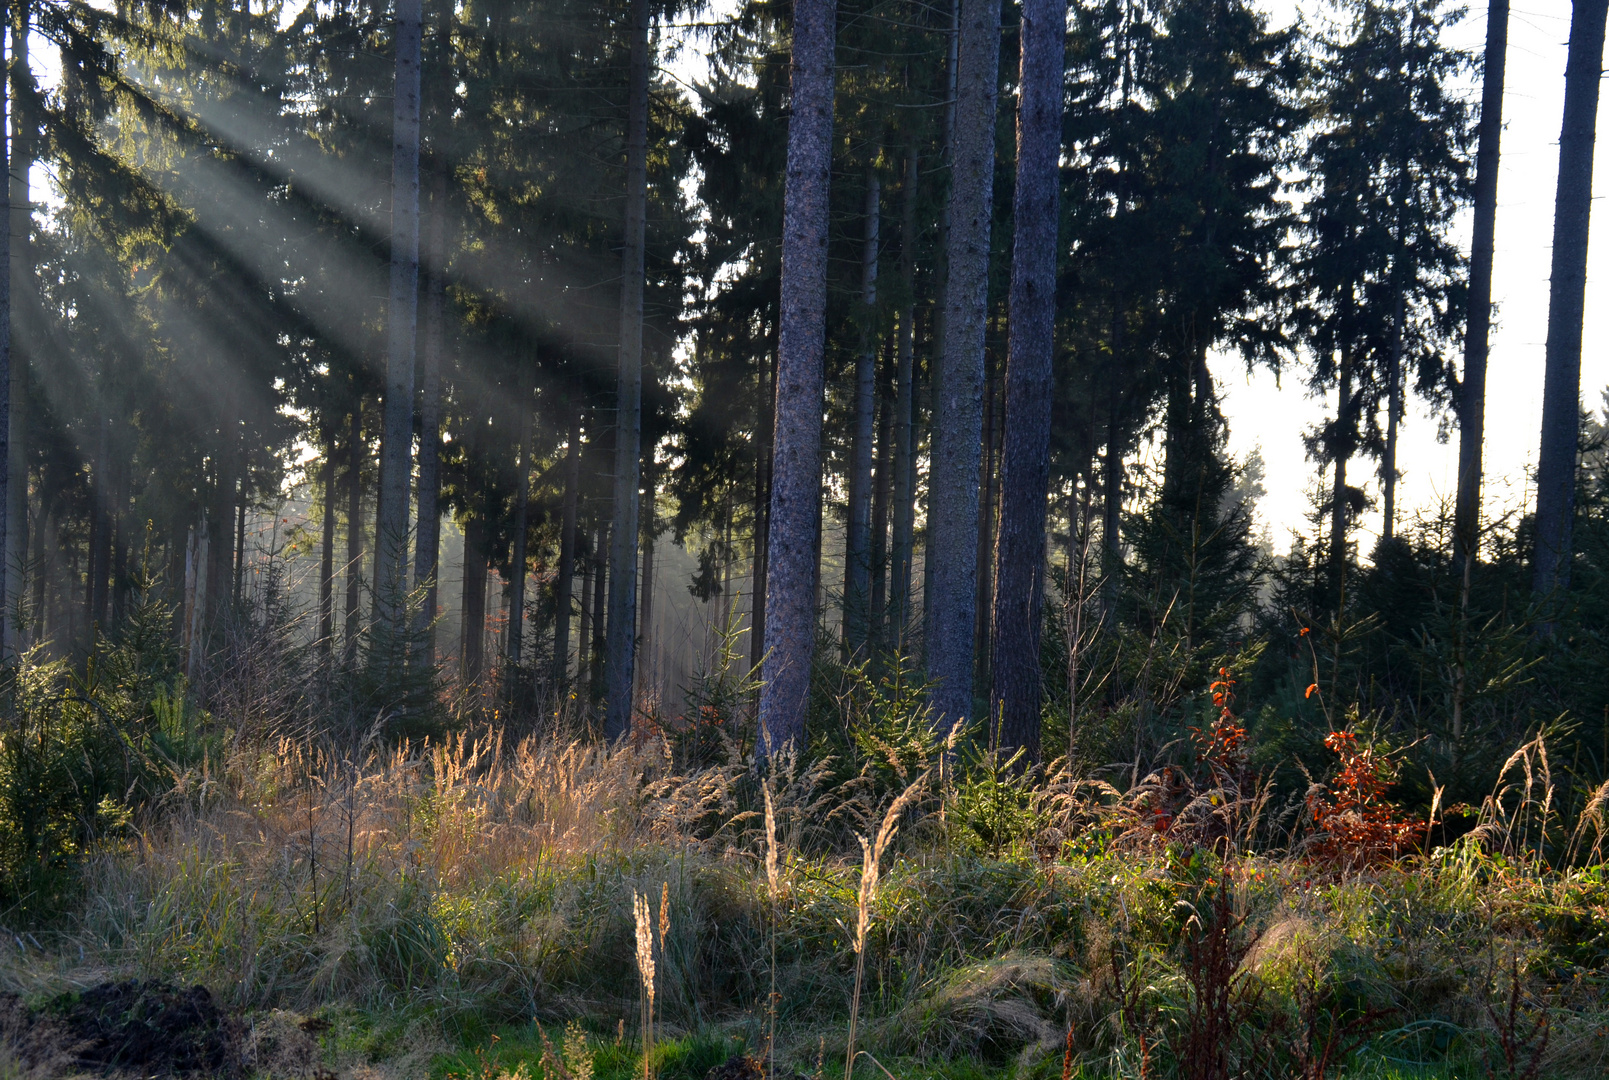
[703,1054,764,1080]
[2,980,242,1077]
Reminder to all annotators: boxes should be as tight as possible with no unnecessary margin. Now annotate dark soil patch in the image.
[703,1054,764,1080]
[3,980,242,1077]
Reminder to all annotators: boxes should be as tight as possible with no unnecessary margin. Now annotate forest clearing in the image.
[2,0,1609,1075]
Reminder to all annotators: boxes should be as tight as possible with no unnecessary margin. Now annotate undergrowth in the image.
[0,602,1605,1079]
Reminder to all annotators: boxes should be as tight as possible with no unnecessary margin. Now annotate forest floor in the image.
[1,730,1607,1080]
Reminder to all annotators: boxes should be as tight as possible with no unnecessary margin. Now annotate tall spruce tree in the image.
[758,0,838,755]
[990,0,1065,767]
[604,0,652,740]
[927,0,1001,730]
[1534,0,1609,607]
[374,0,424,642]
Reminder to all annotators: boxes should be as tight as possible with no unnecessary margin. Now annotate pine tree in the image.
[989,0,1065,767]
[604,0,652,741]
[926,0,1001,731]
[373,0,424,642]
[1534,0,1609,607]
[757,0,838,756]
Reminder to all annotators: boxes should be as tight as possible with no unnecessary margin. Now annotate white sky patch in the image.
[1232,0,1608,551]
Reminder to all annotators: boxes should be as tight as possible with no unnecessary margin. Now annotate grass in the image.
[0,720,1606,1079]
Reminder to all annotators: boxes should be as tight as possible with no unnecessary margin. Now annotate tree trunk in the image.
[990,0,1063,768]
[552,420,580,687]
[1382,285,1404,541]
[758,0,838,756]
[1533,0,1607,605]
[461,510,486,684]
[319,429,337,659]
[1328,346,1356,609]
[605,0,652,741]
[751,329,776,673]
[84,472,100,637]
[113,498,128,624]
[233,485,246,608]
[208,430,234,625]
[974,329,998,688]
[927,0,1001,730]
[868,351,894,650]
[31,504,50,646]
[1101,386,1123,619]
[890,153,918,650]
[373,0,424,635]
[507,391,532,668]
[638,453,658,709]
[843,165,880,660]
[577,529,593,691]
[921,0,961,669]
[413,160,447,664]
[1455,0,1509,580]
[343,410,365,665]
[0,7,18,656]
[89,418,111,634]
[591,523,610,703]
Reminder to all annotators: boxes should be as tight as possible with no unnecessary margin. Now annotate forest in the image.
[1,0,1608,1076]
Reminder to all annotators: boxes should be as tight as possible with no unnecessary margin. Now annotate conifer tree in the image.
[927,0,1000,731]
[990,0,1065,767]
[604,0,652,740]
[1534,0,1609,606]
[374,0,424,641]
[758,0,838,755]
[1453,0,1508,581]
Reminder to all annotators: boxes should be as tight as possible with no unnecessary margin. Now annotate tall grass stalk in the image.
[845,777,925,1080]
[763,780,780,1080]
[633,889,657,1080]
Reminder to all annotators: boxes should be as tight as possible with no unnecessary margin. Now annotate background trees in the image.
[2,0,1607,810]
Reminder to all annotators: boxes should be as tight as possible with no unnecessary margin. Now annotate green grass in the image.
[429,1026,746,1080]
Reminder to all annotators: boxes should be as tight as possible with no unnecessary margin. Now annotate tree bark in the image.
[413,159,447,664]
[319,427,337,660]
[1533,0,1607,605]
[927,0,1001,730]
[208,429,235,626]
[233,485,246,608]
[758,0,838,756]
[0,4,12,653]
[921,0,961,668]
[577,528,593,691]
[1382,285,1404,541]
[989,0,1063,768]
[1,4,25,655]
[605,0,652,741]
[552,420,581,688]
[1328,346,1356,609]
[507,390,532,668]
[591,523,610,703]
[1455,0,1509,580]
[889,154,919,651]
[373,0,424,635]
[751,328,776,673]
[1101,386,1123,619]
[843,165,880,660]
[868,350,894,651]
[89,417,111,634]
[638,452,658,707]
[974,330,998,687]
[461,509,486,684]
[343,409,364,666]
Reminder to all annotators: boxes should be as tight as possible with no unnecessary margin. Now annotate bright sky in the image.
[1225,1,1608,551]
